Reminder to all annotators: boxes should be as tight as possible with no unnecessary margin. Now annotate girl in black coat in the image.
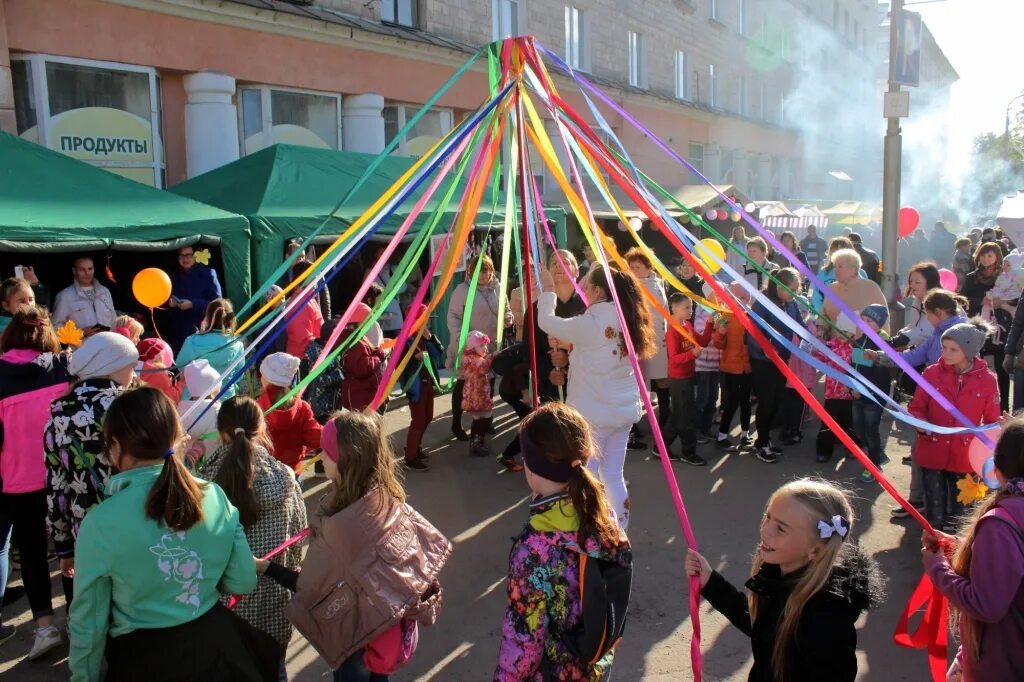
[686,479,884,682]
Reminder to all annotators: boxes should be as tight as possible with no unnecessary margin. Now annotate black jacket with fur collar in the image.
[702,543,885,682]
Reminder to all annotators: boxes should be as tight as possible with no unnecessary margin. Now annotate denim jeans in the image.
[694,371,720,435]
[922,467,965,530]
[851,400,884,465]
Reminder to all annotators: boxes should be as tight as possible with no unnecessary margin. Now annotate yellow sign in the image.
[244,124,331,155]
[49,107,154,162]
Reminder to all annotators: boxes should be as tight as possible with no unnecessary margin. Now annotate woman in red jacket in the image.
[257,352,323,472]
[908,320,1000,532]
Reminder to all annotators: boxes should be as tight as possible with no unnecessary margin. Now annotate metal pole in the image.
[880,0,903,304]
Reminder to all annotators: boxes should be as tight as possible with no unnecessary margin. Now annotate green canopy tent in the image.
[0,130,252,305]
[170,144,566,288]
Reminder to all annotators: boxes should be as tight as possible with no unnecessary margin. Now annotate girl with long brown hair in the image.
[923,417,1024,681]
[687,479,883,682]
[201,396,306,667]
[537,262,655,531]
[69,386,276,681]
[256,410,450,681]
[495,402,632,680]
[176,298,246,400]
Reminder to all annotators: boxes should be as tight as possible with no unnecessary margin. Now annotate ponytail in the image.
[104,387,205,532]
[214,397,264,529]
[565,465,620,546]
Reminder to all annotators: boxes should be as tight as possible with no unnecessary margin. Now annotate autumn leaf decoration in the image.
[57,320,84,347]
[194,249,211,266]
[956,474,988,506]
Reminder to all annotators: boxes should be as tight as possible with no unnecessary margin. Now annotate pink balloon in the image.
[938,268,958,291]
[968,425,1002,478]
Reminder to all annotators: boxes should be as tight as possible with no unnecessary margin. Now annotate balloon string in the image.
[148,307,164,341]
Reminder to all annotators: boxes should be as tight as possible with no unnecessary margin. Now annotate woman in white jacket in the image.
[446,254,512,440]
[537,263,655,531]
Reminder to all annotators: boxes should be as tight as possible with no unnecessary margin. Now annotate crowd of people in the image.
[0,218,1022,682]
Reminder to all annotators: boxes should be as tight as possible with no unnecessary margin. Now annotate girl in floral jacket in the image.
[810,314,856,464]
[495,402,632,681]
[44,332,138,605]
[462,331,494,457]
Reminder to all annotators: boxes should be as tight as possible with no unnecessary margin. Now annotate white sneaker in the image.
[27,625,61,660]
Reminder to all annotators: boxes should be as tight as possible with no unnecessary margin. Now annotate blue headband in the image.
[520,429,580,483]
[163,448,175,460]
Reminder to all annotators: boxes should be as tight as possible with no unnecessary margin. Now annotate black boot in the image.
[450,379,468,440]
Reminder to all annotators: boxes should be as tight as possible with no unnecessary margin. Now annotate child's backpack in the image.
[563,554,633,665]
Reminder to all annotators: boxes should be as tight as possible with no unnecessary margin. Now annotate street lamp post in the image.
[880,0,904,304]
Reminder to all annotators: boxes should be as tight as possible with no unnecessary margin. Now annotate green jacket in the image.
[69,465,257,682]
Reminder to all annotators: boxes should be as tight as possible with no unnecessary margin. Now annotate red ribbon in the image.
[894,572,949,681]
[227,528,311,609]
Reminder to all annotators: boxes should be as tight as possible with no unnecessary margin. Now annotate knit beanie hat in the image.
[941,322,988,361]
[138,338,174,368]
[860,304,889,330]
[464,330,490,352]
[183,359,222,399]
[835,312,858,337]
[69,332,139,380]
[261,352,301,388]
[1004,251,1024,271]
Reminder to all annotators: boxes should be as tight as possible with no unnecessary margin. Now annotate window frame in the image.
[737,74,746,115]
[11,53,164,187]
[627,31,646,88]
[564,5,588,71]
[708,63,718,108]
[739,0,747,35]
[237,84,343,154]
[710,0,719,22]
[382,103,455,157]
[687,142,705,175]
[674,50,688,100]
[492,0,523,41]
[380,0,418,28]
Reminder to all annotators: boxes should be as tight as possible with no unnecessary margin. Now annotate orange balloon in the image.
[132,268,172,308]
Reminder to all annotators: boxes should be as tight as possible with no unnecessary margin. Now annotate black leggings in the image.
[988,348,1011,413]
[718,372,752,435]
[0,490,53,620]
[752,360,787,447]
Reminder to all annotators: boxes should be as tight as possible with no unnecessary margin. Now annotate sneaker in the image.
[768,441,783,455]
[451,428,469,442]
[27,625,61,660]
[679,451,708,466]
[650,449,683,461]
[890,505,925,519]
[497,455,524,472]
[755,446,779,464]
[781,433,802,445]
[695,433,711,445]
[627,434,648,450]
[859,469,875,483]
[404,458,430,472]
[880,453,891,465]
[739,434,754,450]
[902,455,912,465]
[715,437,736,451]
[0,624,15,647]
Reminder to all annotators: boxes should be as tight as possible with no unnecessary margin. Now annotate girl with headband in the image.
[922,417,1024,681]
[687,479,883,682]
[69,386,275,681]
[201,396,307,674]
[495,402,632,681]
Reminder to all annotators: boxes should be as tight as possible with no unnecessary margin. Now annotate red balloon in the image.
[717,209,729,221]
[898,207,920,237]
[968,425,1001,478]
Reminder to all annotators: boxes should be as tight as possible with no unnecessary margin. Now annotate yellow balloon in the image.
[694,238,726,275]
[133,268,172,308]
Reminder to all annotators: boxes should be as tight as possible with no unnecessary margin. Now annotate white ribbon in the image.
[818,515,849,540]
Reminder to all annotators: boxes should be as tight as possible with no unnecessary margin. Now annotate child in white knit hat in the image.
[257,352,323,472]
[176,358,222,469]
[982,251,1024,324]
[461,330,494,457]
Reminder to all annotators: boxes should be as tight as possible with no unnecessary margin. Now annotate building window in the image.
[11,55,164,186]
[759,80,766,121]
[565,6,587,70]
[381,0,417,28]
[383,104,454,157]
[493,0,522,40]
[737,75,746,115]
[708,64,717,107]
[627,31,646,88]
[710,0,719,22]
[688,142,704,174]
[239,86,341,155]
[674,51,687,100]
[739,0,747,35]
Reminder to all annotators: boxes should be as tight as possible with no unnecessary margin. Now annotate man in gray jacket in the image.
[52,256,116,335]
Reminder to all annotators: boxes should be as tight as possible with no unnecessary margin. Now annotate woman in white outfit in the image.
[537,263,655,531]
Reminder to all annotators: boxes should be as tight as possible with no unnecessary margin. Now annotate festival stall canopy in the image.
[171,144,562,284]
[0,130,252,303]
[996,190,1024,246]
[562,183,749,219]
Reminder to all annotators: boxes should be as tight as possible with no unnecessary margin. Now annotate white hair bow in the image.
[818,515,849,540]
